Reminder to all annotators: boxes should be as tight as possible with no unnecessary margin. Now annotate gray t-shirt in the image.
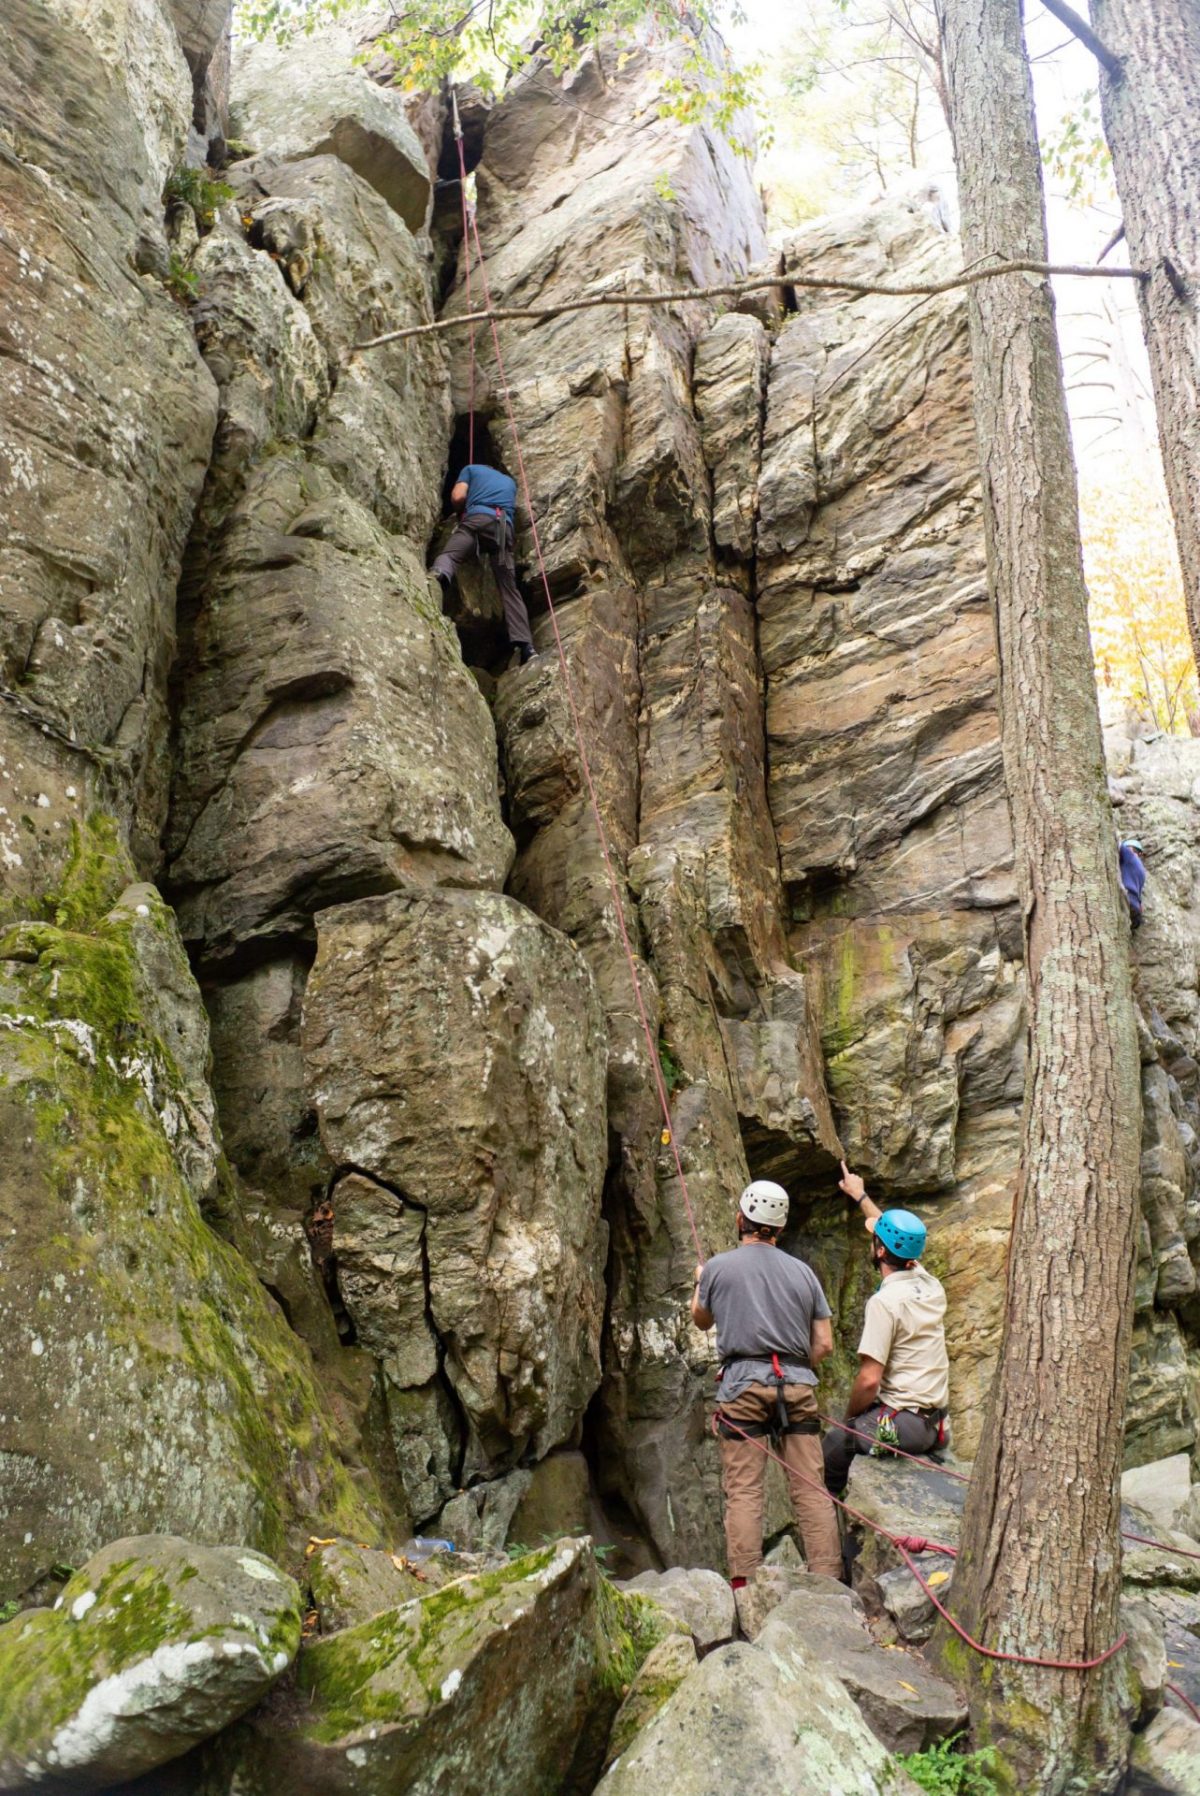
[698,1243,831,1400]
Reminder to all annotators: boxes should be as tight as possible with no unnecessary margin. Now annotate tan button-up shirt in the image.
[858,1265,949,1412]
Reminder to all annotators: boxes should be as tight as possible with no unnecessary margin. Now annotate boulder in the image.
[0,1536,300,1791]
[0,824,380,1596]
[594,1637,921,1795]
[757,1592,966,1754]
[303,887,609,1481]
[1123,1595,1169,1718]
[308,1543,429,1634]
[1124,1456,1195,1535]
[1128,1707,1200,1795]
[1121,1502,1200,1592]
[874,1554,956,1644]
[735,1565,856,1642]
[212,1540,674,1795]
[438,1472,533,1557]
[603,1632,698,1769]
[1144,1587,1200,1721]
[230,23,432,230]
[842,1457,965,1586]
[615,1568,736,1652]
[508,1452,593,1549]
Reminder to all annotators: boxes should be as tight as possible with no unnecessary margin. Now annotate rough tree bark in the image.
[1085,0,1200,678]
[935,0,1143,1788]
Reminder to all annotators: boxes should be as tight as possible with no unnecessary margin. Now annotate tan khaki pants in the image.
[719,1382,841,1581]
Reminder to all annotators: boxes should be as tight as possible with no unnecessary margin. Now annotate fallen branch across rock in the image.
[351,256,1152,353]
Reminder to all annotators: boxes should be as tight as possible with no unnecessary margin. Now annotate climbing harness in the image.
[712,1352,819,1446]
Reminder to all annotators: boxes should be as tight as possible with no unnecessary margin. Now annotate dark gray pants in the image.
[432,512,533,649]
[822,1404,940,1494]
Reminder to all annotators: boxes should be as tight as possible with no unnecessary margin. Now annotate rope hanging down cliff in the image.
[451,118,704,1266]
[447,106,1135,1677]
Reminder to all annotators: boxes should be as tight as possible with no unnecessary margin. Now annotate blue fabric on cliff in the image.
[1119,842,1146,911]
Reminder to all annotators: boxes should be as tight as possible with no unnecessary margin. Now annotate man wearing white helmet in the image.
[692,1178,841,1585]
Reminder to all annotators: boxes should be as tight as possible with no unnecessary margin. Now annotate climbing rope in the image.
[717,1413,1128,1672]
[450,89,476,464]
[452,113,704,1264]
[816,1411,1200,1564]
[446,99,1177,1673]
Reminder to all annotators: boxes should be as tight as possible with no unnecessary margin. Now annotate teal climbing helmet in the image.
[874,1209,927,1262]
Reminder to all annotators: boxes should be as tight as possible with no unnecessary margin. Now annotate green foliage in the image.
[765,0,947,225]
[1040,90,1114,206]
[164,166,234,228]
[166,254,199,302]
[899,1734,1004,1796]
[657,1038,682,1095]
[0,1602,18,1626]
[236,0,762,146]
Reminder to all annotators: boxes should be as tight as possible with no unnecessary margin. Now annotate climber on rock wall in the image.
[692,1180,843,1587]
[431,461,539,664]
[823,1163,949,1495]
[1120,837,1147,929]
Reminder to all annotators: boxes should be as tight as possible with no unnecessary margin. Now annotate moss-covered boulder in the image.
[603,1631,697,1769]
[207,1539,674,1795]
[0,1536,301,1791]
[0,817,382,1596]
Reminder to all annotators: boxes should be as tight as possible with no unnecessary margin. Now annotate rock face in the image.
[7,0,1200,1752]
[0,1535,301,1791]
[0,825,377,1597]
[302,887,608,1504]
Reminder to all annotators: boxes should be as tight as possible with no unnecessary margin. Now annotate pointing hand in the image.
[838,1160,866,1204]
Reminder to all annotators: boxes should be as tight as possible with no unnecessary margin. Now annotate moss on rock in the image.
[0,812,383,1598]
[0,1535,302,1790]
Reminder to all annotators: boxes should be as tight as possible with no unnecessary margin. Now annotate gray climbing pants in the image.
[432,512,533,649]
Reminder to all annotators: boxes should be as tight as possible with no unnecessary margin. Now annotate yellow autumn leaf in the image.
[927,1570,950,1587]
[897,1681,919,1695]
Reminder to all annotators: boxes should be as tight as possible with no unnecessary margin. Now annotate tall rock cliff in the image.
[3,0,1200,1612]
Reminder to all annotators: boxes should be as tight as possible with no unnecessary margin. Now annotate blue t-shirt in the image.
[1119,843,1146,908]
[458,464,517,526]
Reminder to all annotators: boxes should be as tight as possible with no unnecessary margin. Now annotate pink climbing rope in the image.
[448,102,1179,1668]
[716,1413,1127,1672]
[452,115,704,1264]
[451,92,476,463]
[819,1412,1200,1563]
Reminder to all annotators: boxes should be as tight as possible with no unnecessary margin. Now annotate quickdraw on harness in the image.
[867,1405,949,1458]
[713,1352,819,1445]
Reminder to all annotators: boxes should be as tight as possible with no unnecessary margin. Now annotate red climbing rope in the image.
[1168,1682,1200,1725]
[819,1412,1200,1563]
[451,91,476,463]
[453,117,704,1264]
[716,1413,1128,1672]
[448,105,1175,1670]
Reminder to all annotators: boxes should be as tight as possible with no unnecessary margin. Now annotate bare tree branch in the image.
[351,257,1151,352]
[1036,0,1123,78]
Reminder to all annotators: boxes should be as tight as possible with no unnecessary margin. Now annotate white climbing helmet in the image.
[739,1180,789,1230]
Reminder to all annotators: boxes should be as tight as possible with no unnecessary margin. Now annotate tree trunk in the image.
[935,1,1143,1788]
[1088,0,1200,676]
